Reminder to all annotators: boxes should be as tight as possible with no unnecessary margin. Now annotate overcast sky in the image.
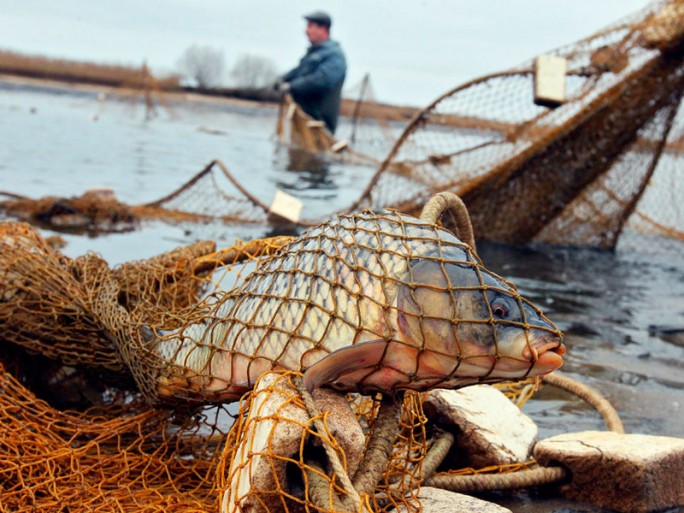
[1,0,650,105]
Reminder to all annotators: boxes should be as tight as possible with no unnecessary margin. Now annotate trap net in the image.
[0,160,274,233]
[276,74,405,165]
[0,201,563,512]
[0,188,139,234]
[355,0,684,250]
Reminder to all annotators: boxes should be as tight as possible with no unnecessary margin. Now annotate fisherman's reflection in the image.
[276,147,336,191]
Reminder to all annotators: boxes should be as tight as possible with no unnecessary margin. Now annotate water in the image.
[2,80,684,512]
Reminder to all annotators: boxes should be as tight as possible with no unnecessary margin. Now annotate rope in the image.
[304,460,346,513]
[425,466,568,492]
[420,192,476,250]
[420,427,455,482]
[191,236,293,275]
[294,383,403,511]
[294,377,362,513]
[0,190,29,200]
[542,372,625,434]
[351,397,403,497]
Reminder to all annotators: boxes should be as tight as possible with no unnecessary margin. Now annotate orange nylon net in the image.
[1,204,563,512]
[217,373,427,513]
[0,366,226,512]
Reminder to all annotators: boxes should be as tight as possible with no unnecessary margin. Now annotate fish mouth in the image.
[522,338,566,375]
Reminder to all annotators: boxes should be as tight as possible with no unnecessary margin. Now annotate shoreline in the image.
[0,73,279,112]
[0,69,423,122]
[6,73,683,154]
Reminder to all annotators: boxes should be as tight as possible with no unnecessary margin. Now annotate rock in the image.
[534,430,684,513]
[221,372,365,513]
[395,487,511,513]
[424,385,538,468]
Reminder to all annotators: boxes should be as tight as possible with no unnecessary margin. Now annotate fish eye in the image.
[491,297,511,319]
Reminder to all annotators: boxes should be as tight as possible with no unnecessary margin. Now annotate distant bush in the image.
[230,54,278,89]
[177,45,225,89]
[0,50,179,89]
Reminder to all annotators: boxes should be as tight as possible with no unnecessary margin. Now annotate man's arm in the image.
[288,51,346,95]
[281,65,301,83]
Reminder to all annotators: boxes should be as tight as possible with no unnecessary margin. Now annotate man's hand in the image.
[273,80,291,93]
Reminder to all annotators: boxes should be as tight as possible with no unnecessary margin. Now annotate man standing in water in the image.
[275,11,347,134]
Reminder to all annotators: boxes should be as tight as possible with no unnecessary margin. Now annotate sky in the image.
[1,0,650,106]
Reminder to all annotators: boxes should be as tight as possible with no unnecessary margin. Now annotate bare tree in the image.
[177,45,225,89]
[230,54,279,88]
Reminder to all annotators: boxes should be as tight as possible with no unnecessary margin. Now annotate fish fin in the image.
[303,340,388,392]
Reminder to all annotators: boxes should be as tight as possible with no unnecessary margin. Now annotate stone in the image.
[424,385,538,468]
[395,487,512,513]
[222,372,365,513]
[534,430,684,513]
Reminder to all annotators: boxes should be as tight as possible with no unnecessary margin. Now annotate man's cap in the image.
[303,10,332,28]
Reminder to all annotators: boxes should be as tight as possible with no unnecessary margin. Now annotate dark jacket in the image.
[283,39,347,134]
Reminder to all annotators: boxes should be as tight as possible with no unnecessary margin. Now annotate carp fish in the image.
[152,210,564,402]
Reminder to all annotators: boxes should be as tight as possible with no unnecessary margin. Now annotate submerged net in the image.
[1,204,562,512]
[0,188,139,233]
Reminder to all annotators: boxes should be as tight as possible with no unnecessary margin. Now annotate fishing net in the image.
[0,160,273,233]
[275,74,404,164]
[135,160,273,226]
[0,366,229,512]
[0,201,563,512]
[218,374,427,513]
[0,188,139,233]
[0,222,280,511]
[0,222,128,378]
[275,94,387,168]
[276,95,338,155]
[340,74,410,158]
[355,0,684,250]
[0,221,290,399]
[2,2,683,249]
